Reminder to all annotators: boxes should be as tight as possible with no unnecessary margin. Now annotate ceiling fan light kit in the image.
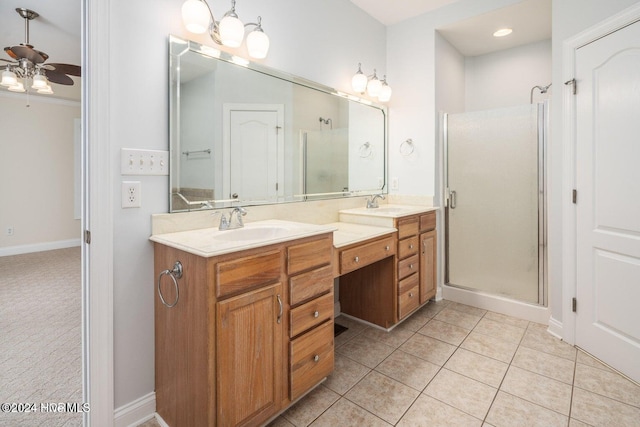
[1,7,82,96]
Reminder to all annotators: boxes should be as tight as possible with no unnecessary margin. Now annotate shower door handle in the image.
[450,190,457,209]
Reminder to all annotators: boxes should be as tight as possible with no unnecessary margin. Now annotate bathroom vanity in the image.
[151,221,335,426]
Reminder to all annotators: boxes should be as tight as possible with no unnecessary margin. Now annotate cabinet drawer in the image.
[289,265,333,307]
[290,321,334,400]
[398,280,420,319]
[420,211,436,232]
[397,217,419,239]
[290,292,334,338]
[398,236,418,259]
[340,236,395,275]
[287,236,332,275]
[398,254,419,280]
[215,250,281,299]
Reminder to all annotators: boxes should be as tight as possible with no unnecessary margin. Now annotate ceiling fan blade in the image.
[6,45,47,63]
[46,63,81,77]
[46,70,74,86]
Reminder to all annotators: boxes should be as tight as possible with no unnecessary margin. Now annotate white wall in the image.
[109,0,386,408]
[0,93,81,252]
[465,39,551,111]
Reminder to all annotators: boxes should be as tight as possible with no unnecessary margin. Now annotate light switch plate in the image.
[121,148,169,176]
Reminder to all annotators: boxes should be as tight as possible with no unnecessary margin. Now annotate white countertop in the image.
[150,219,336,258]
[328,222,397,248]
[339,204,439,218]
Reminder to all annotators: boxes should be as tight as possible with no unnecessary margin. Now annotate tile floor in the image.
[141,300,640,427]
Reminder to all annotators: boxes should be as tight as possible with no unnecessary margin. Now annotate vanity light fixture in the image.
[351,63,392,102]
[181,0,270,59]
[493,28,513,37]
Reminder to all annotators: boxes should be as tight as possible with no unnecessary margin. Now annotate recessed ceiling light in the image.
[493,28,513,37]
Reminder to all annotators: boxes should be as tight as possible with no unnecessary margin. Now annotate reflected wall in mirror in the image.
[169,35,387,212]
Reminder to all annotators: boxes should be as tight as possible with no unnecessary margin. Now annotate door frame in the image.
[561,3,640,346]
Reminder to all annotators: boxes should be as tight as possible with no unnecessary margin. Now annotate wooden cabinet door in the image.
[217,283,283,427]
[420,230,437,304]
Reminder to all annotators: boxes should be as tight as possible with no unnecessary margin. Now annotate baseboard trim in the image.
[114,392,156,427]
[547,316,563,340]
[0,238,81,257]
[442,284,550,324]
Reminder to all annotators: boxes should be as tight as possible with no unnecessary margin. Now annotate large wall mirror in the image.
[169,35,387,212]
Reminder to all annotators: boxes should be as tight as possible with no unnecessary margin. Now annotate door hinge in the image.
[572,297,577,313]
[565,78,577,95]
[85,230,91,244]
[572,189,577,204]
[276,182,279,191]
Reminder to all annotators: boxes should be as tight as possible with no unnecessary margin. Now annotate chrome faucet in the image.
[366,194,385,209]
[218,207,247,230]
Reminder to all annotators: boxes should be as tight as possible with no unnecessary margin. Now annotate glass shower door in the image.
[446,104,543,304]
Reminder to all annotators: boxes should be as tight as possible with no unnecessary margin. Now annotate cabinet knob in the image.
[313,311,319,318]
[313,355,320,362]
[410,264,414,269]
[354,256,359,263]
[409,244,414,249]
[409,292,413,298]
[385,245,390,251]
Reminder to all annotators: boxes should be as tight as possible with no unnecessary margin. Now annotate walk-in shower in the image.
[444,102,548,305]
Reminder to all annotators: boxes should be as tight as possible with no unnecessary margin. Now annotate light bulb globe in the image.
[247,30,269,59]
[219,15,245,47]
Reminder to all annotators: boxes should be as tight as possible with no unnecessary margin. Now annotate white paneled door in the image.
[575,19,640,383]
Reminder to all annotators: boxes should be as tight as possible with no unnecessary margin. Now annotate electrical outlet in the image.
[6,226,14,236]
[122,181,141,208]
[391,177,399,191]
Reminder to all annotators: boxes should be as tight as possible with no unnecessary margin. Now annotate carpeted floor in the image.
[0,247,83,426]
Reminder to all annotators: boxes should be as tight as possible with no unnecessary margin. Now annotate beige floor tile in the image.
[483,311,530,329]
[435,307,483,329]
[362,323,415,348]
[486,391,568,427]
[448,301,488,317]
[309,398,391,427]
[520,325,576,361]
[473,318,526,344]
[576,350,615,373]
[268,416,296,427]
[500,366,572,415]
[424,369,497,420]
[460,331,519,363]
[334,316,367,348]
[283,385,340,427]
[568,418,592,427]
[574,363,640,407]
[400,334,457,366]
[398,310,432,331]
[397,394,482,427]
[376,349,441,391]
[324,353,370,395]
[418,319,470,346]
[511,346,575,384]
[571,387,640,427]
[345,371,420,425]
[336,334,395,368]
[136,418,161,427]
[445,348,508,388]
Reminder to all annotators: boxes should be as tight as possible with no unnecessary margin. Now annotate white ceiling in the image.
[350,0,552,57]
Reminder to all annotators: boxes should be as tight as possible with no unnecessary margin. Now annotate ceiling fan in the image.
[1,7,81,94]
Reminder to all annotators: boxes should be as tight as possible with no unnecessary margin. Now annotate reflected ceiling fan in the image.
[1,7,81,95]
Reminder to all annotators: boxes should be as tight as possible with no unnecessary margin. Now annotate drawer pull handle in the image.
[385,245,390,251]
[354,256,359,263]
[409,244,414,249]
[313,355,320,362]
[409,292,414,298]
[277,294,283,324]
[313,311,319,318]
[410,264,414,269]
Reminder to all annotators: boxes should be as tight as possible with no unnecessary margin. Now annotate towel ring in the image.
[359,142,373,158]
[400,139,415,156]
[157,261,183,308]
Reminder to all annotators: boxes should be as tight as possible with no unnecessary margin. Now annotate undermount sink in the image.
[211,225,292,241]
